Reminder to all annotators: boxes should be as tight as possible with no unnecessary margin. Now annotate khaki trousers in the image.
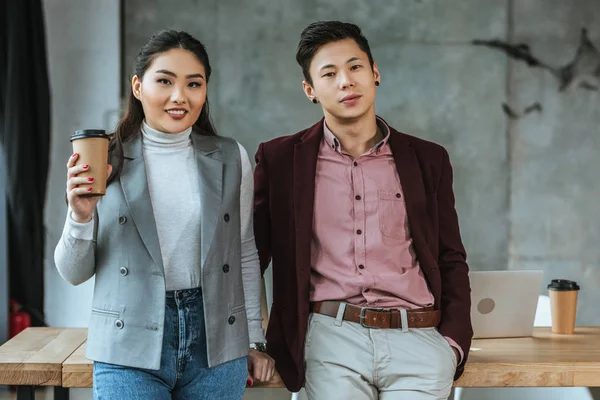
[304,307,457,400]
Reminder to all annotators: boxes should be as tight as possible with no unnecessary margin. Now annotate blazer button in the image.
[119,267,128,276]
[115,320,124,329]
[224,214,230,223]
[228,316,236,325]
[118,216,127,224]
[223,264,230,273]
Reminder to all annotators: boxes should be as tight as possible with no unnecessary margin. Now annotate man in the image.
[254,21,472,399]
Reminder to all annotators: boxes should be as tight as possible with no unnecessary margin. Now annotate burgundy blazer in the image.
[253,118,472,392]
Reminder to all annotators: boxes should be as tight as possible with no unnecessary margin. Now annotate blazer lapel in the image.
[191,133,223,269]
[388,128,429,248]
[293,121,323,278]
[120,135,164,273]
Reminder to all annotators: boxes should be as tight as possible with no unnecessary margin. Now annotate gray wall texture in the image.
[124,0,600,326]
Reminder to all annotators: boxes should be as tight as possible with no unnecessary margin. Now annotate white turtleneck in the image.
[57,121,265,343]
[141,121,202,291]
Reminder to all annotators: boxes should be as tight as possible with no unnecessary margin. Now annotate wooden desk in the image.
[3,326,600,399]
[63,327,600,389]
[0,328,87,400]
[455,327,600,387]
[61,342,91,389]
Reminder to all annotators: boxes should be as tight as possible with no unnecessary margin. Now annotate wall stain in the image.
[473,28,600,118]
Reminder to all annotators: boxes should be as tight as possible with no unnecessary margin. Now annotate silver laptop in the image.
[469,270,544,339]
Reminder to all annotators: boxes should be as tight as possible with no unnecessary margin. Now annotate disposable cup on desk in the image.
[547,279,580,334]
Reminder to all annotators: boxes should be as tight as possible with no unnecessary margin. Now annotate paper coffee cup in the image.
[547,279,580,334]
[70,129,110,196]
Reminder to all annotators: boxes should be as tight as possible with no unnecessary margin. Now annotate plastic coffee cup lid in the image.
[547,279,580,291]
[71,129,110,141]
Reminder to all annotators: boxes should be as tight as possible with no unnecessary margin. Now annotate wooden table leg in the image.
[16,386,35,400]
[54,386,70,400]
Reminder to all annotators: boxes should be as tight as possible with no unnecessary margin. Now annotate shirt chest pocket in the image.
[378,190,408,240]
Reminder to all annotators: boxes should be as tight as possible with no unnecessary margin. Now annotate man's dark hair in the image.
[296,21,374,85]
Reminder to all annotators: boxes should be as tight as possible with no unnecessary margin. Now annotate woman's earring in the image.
[375,81,380,87]
[312,98,318,104]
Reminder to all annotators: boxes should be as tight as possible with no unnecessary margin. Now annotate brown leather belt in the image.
[311,301,441,329]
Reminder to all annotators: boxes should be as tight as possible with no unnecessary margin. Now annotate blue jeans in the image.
[93,287,248,399]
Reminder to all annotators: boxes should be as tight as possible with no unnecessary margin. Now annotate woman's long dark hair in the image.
[108,29,217,184]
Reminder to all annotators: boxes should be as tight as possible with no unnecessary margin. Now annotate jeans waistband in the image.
[166,286,203,305]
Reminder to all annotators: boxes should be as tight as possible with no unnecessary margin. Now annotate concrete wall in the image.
[507,0,600,326]
[43,0,120,327]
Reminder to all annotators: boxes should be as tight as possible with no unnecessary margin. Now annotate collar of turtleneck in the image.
[141,120,193,150]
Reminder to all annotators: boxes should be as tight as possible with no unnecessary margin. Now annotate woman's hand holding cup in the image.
[66,153,112,223]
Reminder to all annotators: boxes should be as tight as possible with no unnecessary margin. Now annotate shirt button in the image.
[114,320,124,329]
[396,193,401,198]
[228,316,236,325]
[358,264,365,269]
[224,214,230,222]
[364,288,370,293]
[119,267,128,276]
[355,195,361,200]
[353,161,358,167]
[223,264,230,273]
[356,230,362,235]
[118,216,127,224]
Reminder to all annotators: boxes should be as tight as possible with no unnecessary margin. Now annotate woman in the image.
[54,29,274,399]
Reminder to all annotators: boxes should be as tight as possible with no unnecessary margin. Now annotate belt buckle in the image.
[359,307,386,329]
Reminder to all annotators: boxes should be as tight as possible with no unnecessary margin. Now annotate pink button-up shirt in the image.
[310,118,434,309]
[310,118,462,360]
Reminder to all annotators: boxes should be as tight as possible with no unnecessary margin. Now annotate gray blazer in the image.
[55,132,249,369]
